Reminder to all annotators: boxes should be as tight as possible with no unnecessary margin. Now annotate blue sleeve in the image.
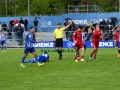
[27,34,37,43]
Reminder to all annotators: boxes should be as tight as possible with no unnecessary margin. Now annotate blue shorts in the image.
[1,41,6,45]
[24,47,36,54]
[118,42,120,48]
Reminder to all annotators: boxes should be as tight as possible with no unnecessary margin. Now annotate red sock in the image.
[81,56,84,59]
[74,56,77,60]
[94,54,96,59]
[90,50,95,57]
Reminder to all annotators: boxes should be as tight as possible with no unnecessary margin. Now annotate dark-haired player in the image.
[90,24,102,60]
[72,26,85,62]
[20,27,44,67]
[27,52,49,63]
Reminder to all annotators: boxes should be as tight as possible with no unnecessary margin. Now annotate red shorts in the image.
[115,41,118,47]
[92,41,99,48]
[74,43,84,50]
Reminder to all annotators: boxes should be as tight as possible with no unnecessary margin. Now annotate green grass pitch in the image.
[0,48,120,90]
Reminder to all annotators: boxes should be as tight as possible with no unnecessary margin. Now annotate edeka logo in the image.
[67,41,74,48]
[33,42,54,48]
[91,41,114,48]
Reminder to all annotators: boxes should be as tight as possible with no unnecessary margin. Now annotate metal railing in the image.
[68,4,104,13]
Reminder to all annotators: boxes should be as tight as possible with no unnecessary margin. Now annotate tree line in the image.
[0,0,119,16]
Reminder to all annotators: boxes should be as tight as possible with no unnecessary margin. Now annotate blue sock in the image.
[35,56,39,63]
[4,46,6,50]
[21,56,26,63]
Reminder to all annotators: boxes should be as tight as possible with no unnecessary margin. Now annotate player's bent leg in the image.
[75,49,79,62]
[93,48,98,60]
[32,52,44,67]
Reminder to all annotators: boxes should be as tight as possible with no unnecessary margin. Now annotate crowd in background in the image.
[65,19,114,41]
[0,17,38,46]
[0,18,116,46]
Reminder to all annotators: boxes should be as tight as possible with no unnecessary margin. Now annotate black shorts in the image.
[55,38,63,47]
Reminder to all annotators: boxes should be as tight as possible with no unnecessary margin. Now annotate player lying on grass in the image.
[72,26,87,62]
[26,52,50,63]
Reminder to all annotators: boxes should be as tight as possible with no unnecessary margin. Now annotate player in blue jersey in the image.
[82,27,89,50]
[27,52,49,63]
[20,27,44,67]
[0,30,6,52]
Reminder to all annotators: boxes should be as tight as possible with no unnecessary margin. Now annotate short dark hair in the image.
[44,51,48,54]
[30,27,34,30]
[78,26,83,29]
[57,23,61,25]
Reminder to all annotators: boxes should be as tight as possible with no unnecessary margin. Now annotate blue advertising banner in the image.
[33,41,115,48]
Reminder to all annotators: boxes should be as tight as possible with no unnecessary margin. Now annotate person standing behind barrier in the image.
[17,26,24,47]
[24,18,28,32]
[53,23,71,60]
[0,30,6,52]
[2,22,7,31]
[7,24,12,39]
[9,18,14,31]
[14,26,18,41]
[19,17,24,24]
[33,18,38,32]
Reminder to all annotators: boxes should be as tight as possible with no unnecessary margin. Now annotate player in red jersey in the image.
[114,26,120,57]
[72,26,85,62]
[90,24,102,60]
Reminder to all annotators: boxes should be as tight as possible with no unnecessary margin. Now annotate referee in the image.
[53,22,71,60]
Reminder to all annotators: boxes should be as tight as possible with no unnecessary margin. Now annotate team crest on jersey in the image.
[29,35,31,38]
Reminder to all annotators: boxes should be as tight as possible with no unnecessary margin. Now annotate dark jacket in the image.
[17,28,24,36]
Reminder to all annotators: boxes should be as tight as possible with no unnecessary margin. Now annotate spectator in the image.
[9,18,14,31]
[105,25,112,31]
[88,25,93,40]
[19,17,24,24]
[69,23,76,41]
[7,24,12,39]
[74,0,79,13]
[24,18,28,31]
[84,0,89,12]
[14,26,18,40]
[65,22,70,40]
[103,31,109,40]
[17,26,24,46]
[108,31,113,40]
[2,22,7,31]
[33,18,38,32]
[13,19,18,25]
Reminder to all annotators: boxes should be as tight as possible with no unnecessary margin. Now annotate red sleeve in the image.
[72,31,76,41]
[114,31,117,40]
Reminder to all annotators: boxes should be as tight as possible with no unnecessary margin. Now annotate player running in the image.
[72,26,86,62]
[90,24,102,60]
[114,26,120,57]
[27,52,49,63]
[20,27,44,67]
[0,30,7,52]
